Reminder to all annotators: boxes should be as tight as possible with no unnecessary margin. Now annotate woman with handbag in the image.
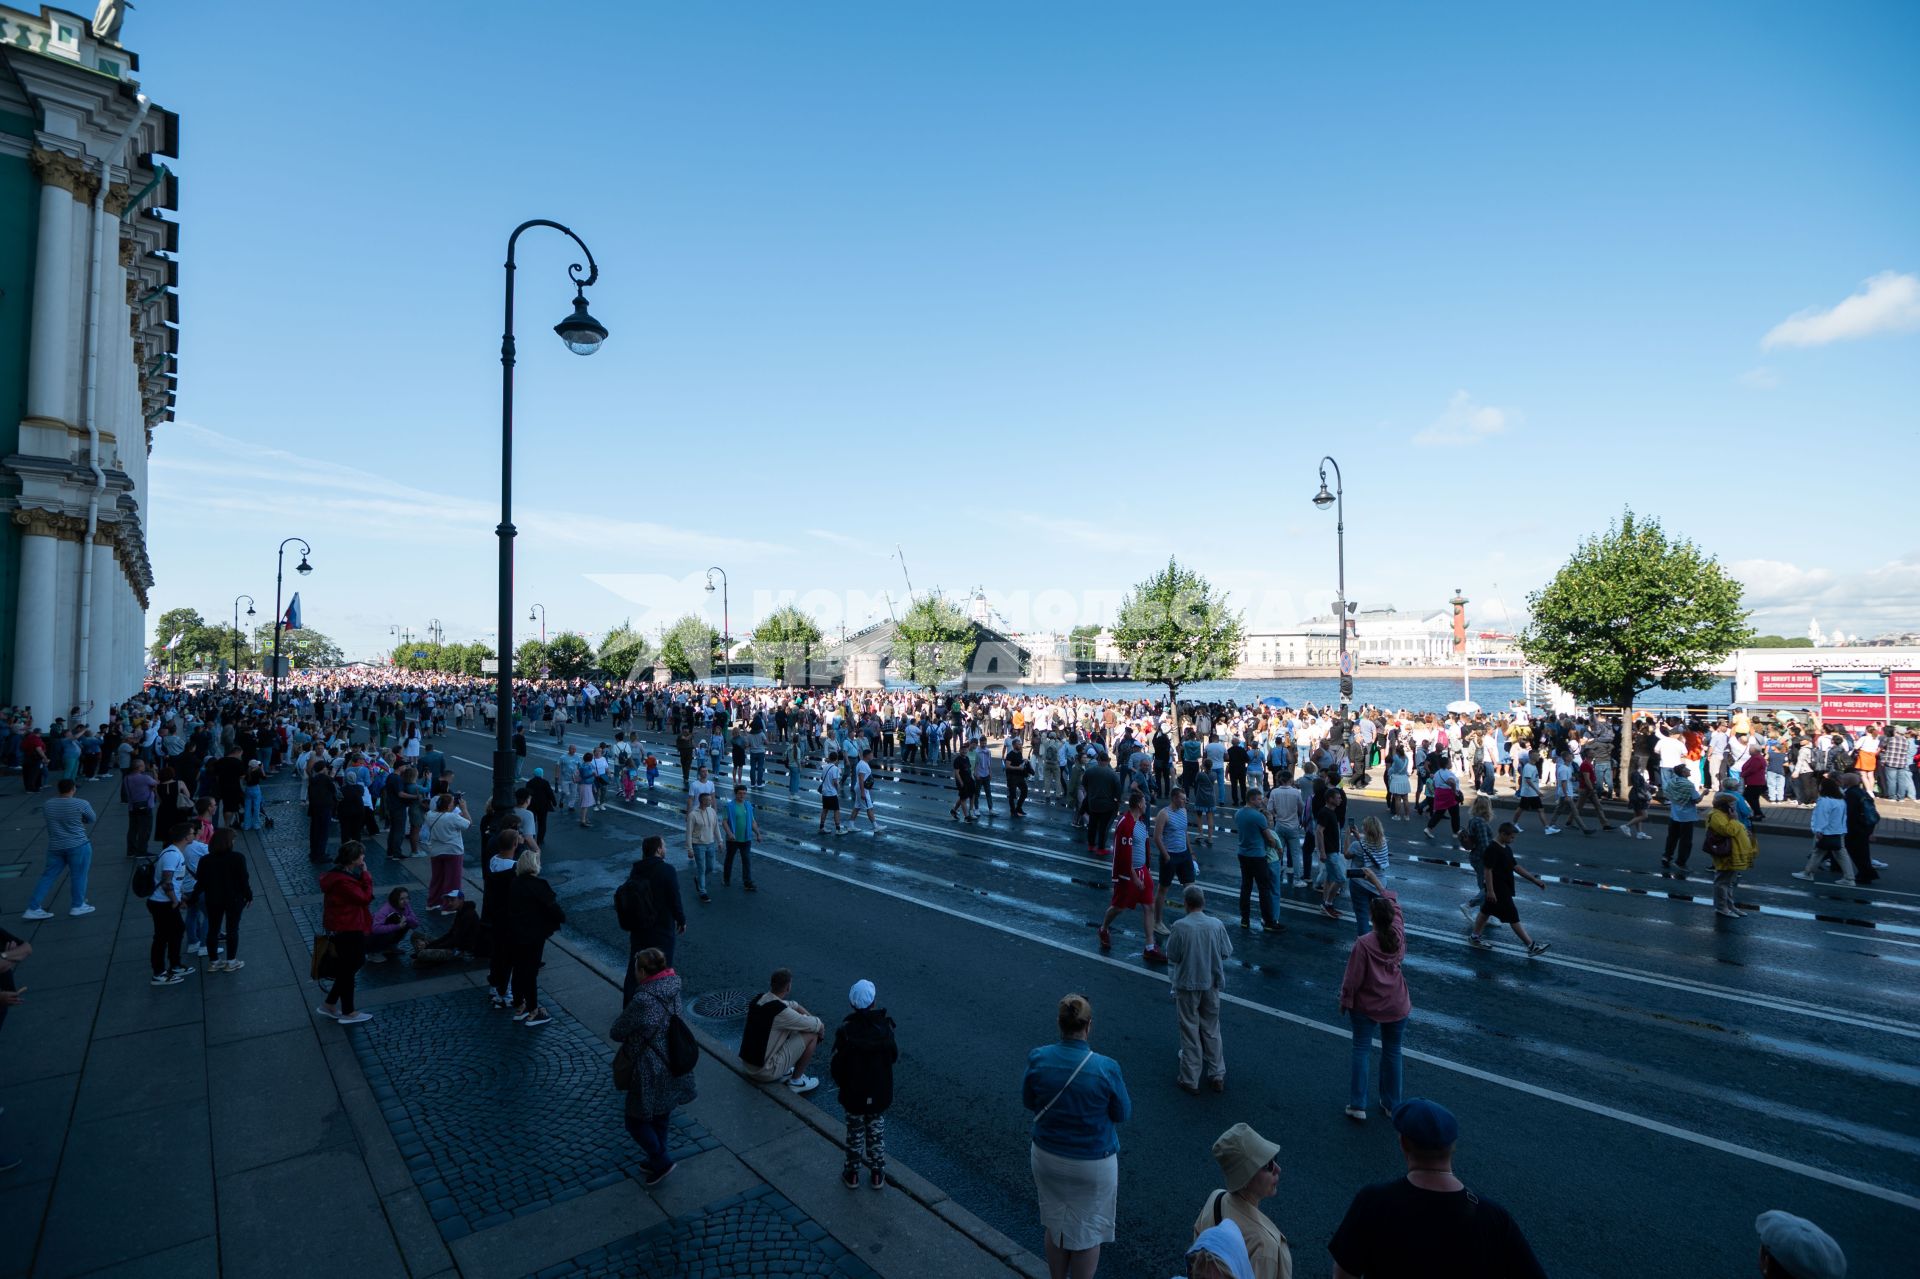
[1704,792,1757,918]
[609,947,695,1187]
[1023,993,1131,1279]
[317,841,375,1025]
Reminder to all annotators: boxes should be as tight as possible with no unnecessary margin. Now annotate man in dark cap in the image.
[1328,1098,1544,1277]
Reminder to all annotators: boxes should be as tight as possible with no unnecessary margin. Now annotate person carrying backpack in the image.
[830,979,899,1191]
[609,946,698,1188]
[615,836,685,1000]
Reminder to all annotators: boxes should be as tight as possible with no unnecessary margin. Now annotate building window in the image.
[987,656,1000,673]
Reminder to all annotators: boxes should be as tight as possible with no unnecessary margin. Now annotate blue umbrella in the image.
[1259,695,1289,709]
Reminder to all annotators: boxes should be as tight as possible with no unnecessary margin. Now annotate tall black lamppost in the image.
[493,220,608,814]
[528,603,546,645]
[232,594,255,684]
[270,537,312,708]
[1312,458,1350,738]
[705,566,730,693]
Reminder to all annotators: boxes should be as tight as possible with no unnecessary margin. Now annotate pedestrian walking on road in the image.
[721,784,761,891]
[1705,792,1757,918]
[22,778,95,920]
[1167,885,1231,1094]
[1327,1099,1545,1278]
[1455,796,1495,923]
[1343,818,1390,937]
[1233,791,1280,936]
[738,968,826,1093]
[1840,771,1880,887]
[819,752,847,834]
[686,790,720,904]
[1793,776,1857,886]
[197,828,252,971]
[1194,1123,1290,1279]
[1467,824,1551,957]
[1024,993,1131,1279]
[507,847,564,1027]
[1340,891,1409,1121]
[617,837,687,998]
[317,841,374,1024]
[1099,792,1163,962]
[1661,764,1703,876]
[830,978,898,1191]
[610,947,696,1188]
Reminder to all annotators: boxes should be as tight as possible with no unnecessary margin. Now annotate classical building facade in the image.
[0,5,178,719]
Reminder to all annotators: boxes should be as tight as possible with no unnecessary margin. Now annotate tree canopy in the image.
[752,605,823,682]
[1111,558,1243,730]
[546,633,596,679]
[150,607,259,671]
[1068,624,1102,661]
[891,593,974,691]
[391,641,494,676]
[658,614,721,680]
[598,622,651,679]
[248,622,345,671]
[1519,509,1751,710]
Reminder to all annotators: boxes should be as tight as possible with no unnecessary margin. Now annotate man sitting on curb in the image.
[739,967,826,1094]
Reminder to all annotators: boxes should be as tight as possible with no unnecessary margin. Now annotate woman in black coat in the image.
[506,848,564,1028]
[197,828,253,971]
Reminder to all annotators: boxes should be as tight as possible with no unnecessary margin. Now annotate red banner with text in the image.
[1891,673,1920,721]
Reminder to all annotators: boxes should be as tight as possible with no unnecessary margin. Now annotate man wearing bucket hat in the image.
[1328,1099,1543,1277]
[1755,1210,1845,1279]
[1192,1122,1290,1279]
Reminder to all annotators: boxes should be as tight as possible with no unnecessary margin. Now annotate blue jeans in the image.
[1349,1011,1407,1112]
[29,841,91,911]
[788,763,802,794]
[690,842,717,894]
[750,752,766,786]
[242,786,263,830]
[1884,769,1916,803]
[1766,773,1786,803]
[624,1112,672,1174]
[1350,878,1381,936]
[1270,825,1303,880]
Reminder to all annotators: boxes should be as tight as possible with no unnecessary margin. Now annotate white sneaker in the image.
[69,904,96,916]
[1344,1106,1367,1121]
[787,1074,820,1094]
[1620,827,1634,838]
[1636,831,1652,840]
[1543,827,1560,836]
[223,959,245,972]
[1838,878,1856,887]
[209,960,228,972]
[20,909,53,921]
[337,1011,373,1025]
[1790,871,1814,882]
[316,1005,341,1019]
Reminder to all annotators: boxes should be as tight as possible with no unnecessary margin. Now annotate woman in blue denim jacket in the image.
[1023,993,1131,1279]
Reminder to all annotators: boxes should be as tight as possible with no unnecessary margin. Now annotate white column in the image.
[84,537,117,715]
[26,179,77,424]
[12,527,60,724]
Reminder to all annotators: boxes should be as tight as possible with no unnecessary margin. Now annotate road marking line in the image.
[582,791,1920,1212]
[1825,931,1920,950]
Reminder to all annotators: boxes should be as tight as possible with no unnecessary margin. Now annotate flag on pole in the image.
[164,631,183,652]
[282,593,302,631]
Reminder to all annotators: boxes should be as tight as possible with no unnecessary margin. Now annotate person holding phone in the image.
[1344,817,1391,938]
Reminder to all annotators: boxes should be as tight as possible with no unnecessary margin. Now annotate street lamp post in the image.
[528,603,546,646]
[705,567,730,694]
[232,594,255,686]
[270,537,312,708]
[1312,458,1349,740]
[493,220,608,815]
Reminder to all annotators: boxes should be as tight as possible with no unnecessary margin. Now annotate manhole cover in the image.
[689,990,753,1020]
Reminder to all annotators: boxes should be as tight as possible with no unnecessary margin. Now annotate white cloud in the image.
[1737,366,1781,391]
[1411,391,1517,448]
[1731,553,1920,635]
[1761,271,1920,349]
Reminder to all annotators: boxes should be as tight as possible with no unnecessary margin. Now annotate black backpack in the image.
[614,876,659,933]
[642,989,699,1077]
[130,853,158,898]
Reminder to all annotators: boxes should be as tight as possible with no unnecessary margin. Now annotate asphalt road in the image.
[438,723,1914,1277]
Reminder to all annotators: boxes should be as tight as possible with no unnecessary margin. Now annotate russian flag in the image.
[282,593,302,631]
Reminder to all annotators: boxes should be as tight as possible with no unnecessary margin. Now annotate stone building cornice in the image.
[29,146,98,202]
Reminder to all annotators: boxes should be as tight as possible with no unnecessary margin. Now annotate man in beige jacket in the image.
[738,968,825,1094]
[686,790,721,904]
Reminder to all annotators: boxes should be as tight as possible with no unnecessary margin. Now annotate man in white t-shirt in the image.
[148,825,193,985]
[852,750,881,834]
[817,753,844,835]
[1653,726,1688,773]
[686,765,716,813]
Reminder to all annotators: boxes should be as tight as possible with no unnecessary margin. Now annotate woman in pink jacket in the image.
[1338,876,1409,1123]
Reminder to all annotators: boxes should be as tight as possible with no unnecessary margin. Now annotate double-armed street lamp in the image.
[492,220,608,814]
[270,538,312,708]
[1312,457,1350,738]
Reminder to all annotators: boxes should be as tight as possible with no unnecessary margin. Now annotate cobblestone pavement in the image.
[537,1185,878,1279]
[345,986,720,1241]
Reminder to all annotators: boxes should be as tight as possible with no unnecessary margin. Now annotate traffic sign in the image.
[1339,651,1355,677]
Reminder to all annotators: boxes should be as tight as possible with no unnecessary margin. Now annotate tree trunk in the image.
[1616,696,1635,803]
[1166,683,1182,743]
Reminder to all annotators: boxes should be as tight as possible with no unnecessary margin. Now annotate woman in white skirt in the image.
[1022,993,1132,1278]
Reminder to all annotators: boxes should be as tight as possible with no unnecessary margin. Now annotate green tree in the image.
[546,632,596,680]
[1111,558,1244,737]
[1519,509,1751,797]
[658,614,721,681]
[1068,624,1102,661]
[516,638,551,676]
[252,624,346,671]
[892,593,974,692]
[1747,634,1813,649]
[150,607,208,666]
[752,604,823,682]
[457,643,495,677]
[598,622,651,679]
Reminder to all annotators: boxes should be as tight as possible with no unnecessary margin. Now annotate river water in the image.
[1003,676,1735,713]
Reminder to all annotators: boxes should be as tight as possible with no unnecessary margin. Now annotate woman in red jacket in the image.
[318,841,375,1025]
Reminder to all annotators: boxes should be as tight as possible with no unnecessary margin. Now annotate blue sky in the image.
[140,1,1920,659]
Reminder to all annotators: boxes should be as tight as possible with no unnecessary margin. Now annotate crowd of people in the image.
[0,669,1881,1274]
